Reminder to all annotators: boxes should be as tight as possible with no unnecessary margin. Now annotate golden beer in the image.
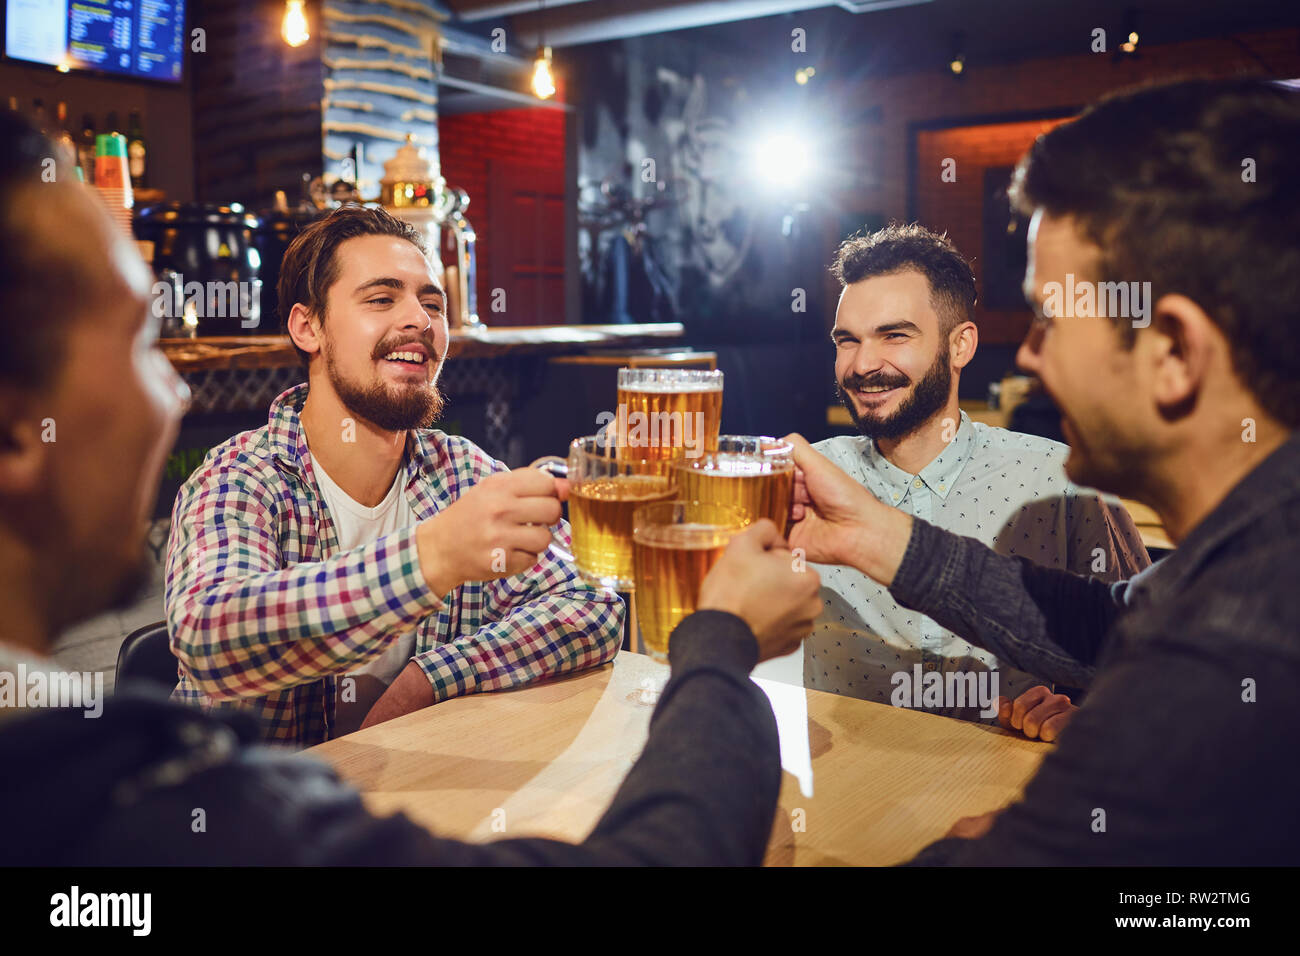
[569,474,675,588]
[675,436,795,530]
[632,502,746,660]
[616,368,724,462]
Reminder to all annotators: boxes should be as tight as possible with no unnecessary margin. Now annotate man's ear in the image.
[1145,294,1216,415]
[0,390,53,496]
[286,303,323,359]
[950,320,979,371]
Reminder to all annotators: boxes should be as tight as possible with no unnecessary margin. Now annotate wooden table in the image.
[306,652,1050,865]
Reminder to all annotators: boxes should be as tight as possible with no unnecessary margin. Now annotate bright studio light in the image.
[754,133,815,189]
[282,0,310,48]
[532,46,556,99]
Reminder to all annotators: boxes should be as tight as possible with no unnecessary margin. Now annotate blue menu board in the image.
[6,0,185,83]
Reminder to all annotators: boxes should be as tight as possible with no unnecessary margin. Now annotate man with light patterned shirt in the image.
[165,206,623,747]
[808,223,1148,729]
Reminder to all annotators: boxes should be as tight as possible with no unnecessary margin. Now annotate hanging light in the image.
[532,46,556,99]
[949,33,965,76]
[282,0,310,48]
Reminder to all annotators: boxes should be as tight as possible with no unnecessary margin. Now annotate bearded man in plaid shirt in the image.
[164,206,623,747]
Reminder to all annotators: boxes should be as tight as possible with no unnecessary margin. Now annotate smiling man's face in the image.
[832,269,955,442]
[312,234,449,432]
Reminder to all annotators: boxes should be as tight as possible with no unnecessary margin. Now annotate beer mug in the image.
[531,435,675,590]
[614,367,724,462]
[632,500,748,661]
[673,435,795,532]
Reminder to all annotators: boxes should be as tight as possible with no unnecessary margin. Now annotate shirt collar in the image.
[266,383,445,507]
[861,410,976,504]
[1137,431,1300,606]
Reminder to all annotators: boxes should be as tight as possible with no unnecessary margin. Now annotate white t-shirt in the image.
[312,457,420,736]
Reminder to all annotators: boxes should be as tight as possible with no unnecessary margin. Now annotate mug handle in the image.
[528,455,575,563]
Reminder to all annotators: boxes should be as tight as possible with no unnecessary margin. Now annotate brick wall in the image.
[439,106,567,322]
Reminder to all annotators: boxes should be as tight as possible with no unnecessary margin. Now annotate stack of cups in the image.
[93,132,134,238]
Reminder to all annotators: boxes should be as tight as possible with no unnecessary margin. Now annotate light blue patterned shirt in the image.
[806,411,1150,721]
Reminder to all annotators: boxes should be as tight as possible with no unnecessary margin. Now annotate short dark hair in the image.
[829,222,977,332]
[0,112,95,392]
[278,204,430,364]
[1009,77,1300,428]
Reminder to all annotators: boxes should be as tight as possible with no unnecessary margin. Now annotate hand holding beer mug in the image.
[697,520,823,662]
[531,435,675,590]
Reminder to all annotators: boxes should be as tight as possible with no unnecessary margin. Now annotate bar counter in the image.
[153,324,686,515]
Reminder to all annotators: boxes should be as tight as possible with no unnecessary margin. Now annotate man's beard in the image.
[324,338,445,432]
[836,343,952,442]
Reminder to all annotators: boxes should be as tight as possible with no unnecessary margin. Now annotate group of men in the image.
[0,76,1296,865]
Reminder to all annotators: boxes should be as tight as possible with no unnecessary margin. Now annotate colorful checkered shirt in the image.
[164,384,624,747]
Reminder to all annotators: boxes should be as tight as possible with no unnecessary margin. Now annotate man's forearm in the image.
[886,518,1122,686]
[412,583,623,702]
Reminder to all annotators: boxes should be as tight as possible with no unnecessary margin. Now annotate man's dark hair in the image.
[1009,77,1300,428]
[278,204,429,364]
[829,222,977,332]
[0,112,92,392]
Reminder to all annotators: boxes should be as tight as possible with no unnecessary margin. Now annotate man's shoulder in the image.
[414,429,507,482]
[185,426,281,487]
[968,421,1070,465]
[812,434,869,466]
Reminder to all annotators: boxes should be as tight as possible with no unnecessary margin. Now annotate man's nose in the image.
[1015,325,1044,375]
[850,342,884,378]
[396,296,432,332]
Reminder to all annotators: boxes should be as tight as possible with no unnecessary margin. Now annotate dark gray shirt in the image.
[900,433,1300,865]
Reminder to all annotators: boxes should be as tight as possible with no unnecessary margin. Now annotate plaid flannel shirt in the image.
[164,384,624,747]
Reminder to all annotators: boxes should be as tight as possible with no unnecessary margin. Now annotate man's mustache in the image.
[842,371,910,392]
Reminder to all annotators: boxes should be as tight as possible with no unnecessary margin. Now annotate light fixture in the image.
[532,46,556,99]
[754,131,815,191]
[1119,9,1139,54]
[282,0,310,48]
[949,33,965,75]
[795,66,816,85]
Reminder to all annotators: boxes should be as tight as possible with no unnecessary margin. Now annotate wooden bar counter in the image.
[305,651,1050,866]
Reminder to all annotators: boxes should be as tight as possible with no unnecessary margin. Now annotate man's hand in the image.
[783,433,913,586]
[697,519,823,662]
[997,685,1077,742]
[415,468,563,597]
[360,660,436,729]
[944,807,1004,840]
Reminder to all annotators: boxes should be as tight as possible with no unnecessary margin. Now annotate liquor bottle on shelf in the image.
[78,115,97,185]
[54,101,78,170]
[127,109,147,188]
[105,110,120,134]
[32,98,49,136]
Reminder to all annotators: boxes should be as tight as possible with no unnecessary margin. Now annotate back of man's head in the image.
[0,112,101,395]
[1010,77,1300,428]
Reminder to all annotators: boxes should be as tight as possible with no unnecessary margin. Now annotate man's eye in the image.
[423,300,442,313]
[368,296,393,306]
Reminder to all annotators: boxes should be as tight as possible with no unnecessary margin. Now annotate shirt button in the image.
[913,478,923,489]
[891,493,900,501]
[938,483,946,491]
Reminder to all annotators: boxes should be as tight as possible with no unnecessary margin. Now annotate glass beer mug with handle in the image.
[632,500,748,662]
[673,435,796,533]
[615,367,724,462]
[530,435,675,590]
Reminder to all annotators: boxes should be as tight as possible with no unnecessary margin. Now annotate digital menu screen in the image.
[5,0,185,83]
